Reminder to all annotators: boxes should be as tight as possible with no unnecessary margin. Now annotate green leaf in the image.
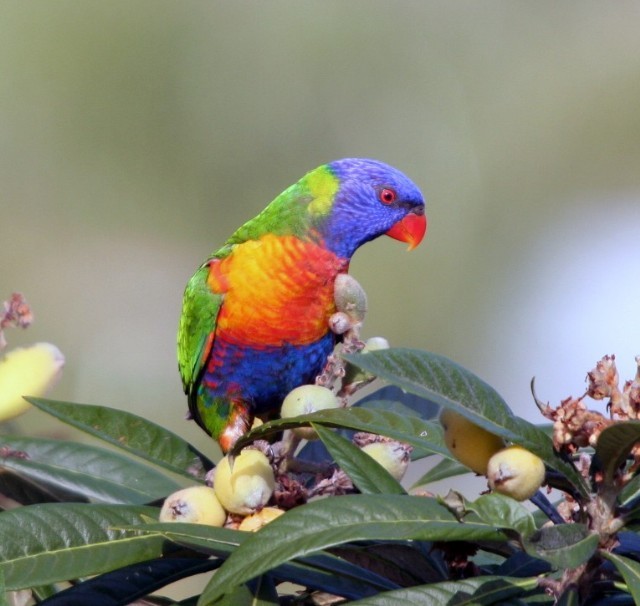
[135,522,397,598]
[411,457,470,488]
[30,584,58,602]
[134,522,244,557]
[313,424,406,495]
[347,576,539,605]
[344,348,589,497]
[353,397,441,460]
[214,576,279,606]
[523,523,598,569]
[0,503,163,590]
[466,493,537,538]
[200,494,507,603]
[620,472,640,506]
[556,587,580,606]
[26,397,212,480]
[0,436,183,504]
[0,466,79,505]
[331,542,445,586]
[355,396,426,418]
[233,406,448,458]
[595,421,640,486]
[601,551,640,603]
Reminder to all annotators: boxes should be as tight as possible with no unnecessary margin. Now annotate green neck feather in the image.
[213,165,339,258]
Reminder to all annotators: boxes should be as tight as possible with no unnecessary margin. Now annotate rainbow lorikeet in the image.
[178,158,426,452]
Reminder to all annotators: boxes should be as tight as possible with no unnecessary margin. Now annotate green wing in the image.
[177,262,223,395]
[176,171,319,393]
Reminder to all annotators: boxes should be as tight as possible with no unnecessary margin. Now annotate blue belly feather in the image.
[198,331,336,416]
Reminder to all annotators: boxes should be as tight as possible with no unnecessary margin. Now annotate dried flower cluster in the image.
[535,354,640,480]
[0,293,33,351]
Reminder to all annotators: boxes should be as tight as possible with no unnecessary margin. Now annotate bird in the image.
[177,158,427,452]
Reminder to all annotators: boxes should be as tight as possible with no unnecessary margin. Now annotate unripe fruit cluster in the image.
[440,409,505,475]
[159,448,277,528]
[440,409,546,501]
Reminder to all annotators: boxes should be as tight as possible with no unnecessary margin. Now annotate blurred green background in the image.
[3,2,640,460]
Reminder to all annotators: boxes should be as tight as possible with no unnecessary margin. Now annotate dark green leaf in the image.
[495,551,552,578]
[556,588,580,606]
[343,349,514,430]
[354,397,442,460]
[355,397,425,418]
[0,466,81,505]
[273,552,398,598]
[346,576,539,605]
[233,406,447,458]
[214,576,279,606]
[619,473,640,506]
[344,348,589,497]
[35,558,218,606]
[26,397,212,480]
[411,457,470,488]
[313,424,406,495]
[523,523,598,569]
[0,436,182,504]
[200,494,507,602]
[0,503,162,590]
[601,551,640,603]
[331,542,445,586]
[616,532,640,561]
[27,584,59,601]
[355,384,440,420]
[135,523,396,598]
[518,596,555,605]
[595,422,640,486]
[134,522,243,557]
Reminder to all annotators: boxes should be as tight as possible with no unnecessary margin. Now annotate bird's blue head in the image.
[310,158,427,259]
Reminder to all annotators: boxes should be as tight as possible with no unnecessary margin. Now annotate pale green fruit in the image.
[159,486,226,526]
[361,441,410,481]
[213,449,275,515]
[334,273,367,322]
[440,409,505,475]
[280,384,340,440]
[362,337,390,352]
[487,445,546,501]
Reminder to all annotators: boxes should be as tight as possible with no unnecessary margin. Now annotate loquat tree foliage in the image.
[2,293,640,604]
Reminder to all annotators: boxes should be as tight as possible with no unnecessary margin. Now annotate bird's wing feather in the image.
[177,262,223,394]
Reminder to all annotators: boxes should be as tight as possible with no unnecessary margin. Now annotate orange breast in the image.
[208,234,348,347]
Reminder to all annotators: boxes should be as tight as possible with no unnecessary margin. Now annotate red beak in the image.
[385,212,427,251]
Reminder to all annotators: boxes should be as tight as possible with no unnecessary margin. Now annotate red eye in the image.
[379,188,396,205]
